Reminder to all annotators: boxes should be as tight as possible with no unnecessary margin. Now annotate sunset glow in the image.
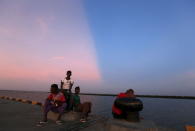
[0,0,101,90]
[0,0,195,95]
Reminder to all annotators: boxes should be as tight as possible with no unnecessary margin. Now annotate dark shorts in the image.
[61,89,72,110]
[112,112,126,119]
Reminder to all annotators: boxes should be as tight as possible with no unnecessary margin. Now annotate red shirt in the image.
[118,93,127,98]
[47,92,66,102]
[112,93,135,115]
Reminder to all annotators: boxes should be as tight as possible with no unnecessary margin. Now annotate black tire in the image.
[114,98,143,112]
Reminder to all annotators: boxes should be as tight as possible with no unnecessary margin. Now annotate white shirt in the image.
[62,79,74,90]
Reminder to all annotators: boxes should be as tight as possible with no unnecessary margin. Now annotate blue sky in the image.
[0,0,195,95]
[83,0,195,95]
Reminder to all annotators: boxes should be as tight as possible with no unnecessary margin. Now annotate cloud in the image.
[36,17,49,35]
[0,26,17,38]
[51,56,65,60]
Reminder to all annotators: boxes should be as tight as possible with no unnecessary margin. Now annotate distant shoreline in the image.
[80,93,195,100]
[0,89,195,99]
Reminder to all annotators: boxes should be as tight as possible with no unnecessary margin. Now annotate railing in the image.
[80,93,195,99]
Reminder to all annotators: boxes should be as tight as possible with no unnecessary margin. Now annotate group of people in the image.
[38,70,137,126]
[38,70,91,126]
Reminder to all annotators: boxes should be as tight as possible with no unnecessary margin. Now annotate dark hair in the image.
[75,86,80,90]
[50,84,59,93]
[67,70,72,75]
[126,89,134,94]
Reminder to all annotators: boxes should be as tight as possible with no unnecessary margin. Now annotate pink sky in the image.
[0,1,101,91]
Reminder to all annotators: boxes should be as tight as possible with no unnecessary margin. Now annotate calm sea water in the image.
[0,90,195,131]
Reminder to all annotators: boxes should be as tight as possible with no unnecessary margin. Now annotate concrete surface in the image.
[48,111,81,121]
[0,99,176,131]
[0,99,105,131]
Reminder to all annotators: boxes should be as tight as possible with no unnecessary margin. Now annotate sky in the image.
[0,0,195,96]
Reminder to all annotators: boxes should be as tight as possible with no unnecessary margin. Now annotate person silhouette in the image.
[61,70,74,110]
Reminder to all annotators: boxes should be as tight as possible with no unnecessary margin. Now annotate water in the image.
[0,90,195,131]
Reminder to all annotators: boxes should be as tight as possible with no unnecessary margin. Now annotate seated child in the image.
[112,89,136,119]
[38,84,66,125]
[71,86,92,122]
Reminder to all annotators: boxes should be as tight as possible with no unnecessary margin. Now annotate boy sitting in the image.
[38,84,66,126]
[71,86,92,122]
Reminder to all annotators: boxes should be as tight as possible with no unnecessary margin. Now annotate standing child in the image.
[61,70,74,110]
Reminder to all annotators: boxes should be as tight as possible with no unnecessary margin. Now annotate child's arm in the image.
[61,80,64,89]
[69,80,74,91]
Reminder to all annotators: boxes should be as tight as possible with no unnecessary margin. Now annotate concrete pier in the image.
[0,98,176,131]
[0,98,106,131]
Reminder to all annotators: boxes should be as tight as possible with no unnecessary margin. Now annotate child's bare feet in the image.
[56,120,63,125]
